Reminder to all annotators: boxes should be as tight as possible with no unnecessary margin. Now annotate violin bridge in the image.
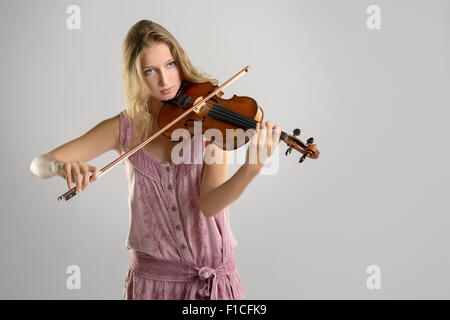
[192,96,206,114]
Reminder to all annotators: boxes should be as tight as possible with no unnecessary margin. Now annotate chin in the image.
[159,92,176,101]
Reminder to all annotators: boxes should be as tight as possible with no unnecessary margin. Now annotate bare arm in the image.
[30,113,121,192]
[199,121,281,218]
[199,144,260,218]
[47,114,121,163]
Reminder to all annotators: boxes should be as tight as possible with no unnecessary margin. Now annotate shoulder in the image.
[104,113,121,154]
[108,113,120,133]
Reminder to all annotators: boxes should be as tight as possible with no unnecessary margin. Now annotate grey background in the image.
[1,0,449,299]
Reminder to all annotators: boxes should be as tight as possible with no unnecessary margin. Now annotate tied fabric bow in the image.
[198,265,218,299]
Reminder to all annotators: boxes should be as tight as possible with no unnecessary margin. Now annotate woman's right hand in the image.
[58,161,100,192]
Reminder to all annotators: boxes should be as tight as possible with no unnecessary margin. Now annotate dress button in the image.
[176,224,181,230]
[168,184,173,190]
[181,244,187,249]
[171,206,177,212]
[166,167,170,172]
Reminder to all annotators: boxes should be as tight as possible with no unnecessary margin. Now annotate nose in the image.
[159,70,168,86]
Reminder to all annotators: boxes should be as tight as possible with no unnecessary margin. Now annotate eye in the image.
[168,61,176,67]
[144,68,154,75]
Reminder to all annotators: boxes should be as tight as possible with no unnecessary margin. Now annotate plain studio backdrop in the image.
[1,0,449,299]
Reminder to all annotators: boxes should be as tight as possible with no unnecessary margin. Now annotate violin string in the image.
[209,107,256,129]
[209,111,251,129]
[213,104,258,127]
[208,109,249,128]
[210,105,289,145]
[209,104,257,129]
[216,108,257,129]
[185,97,256,128]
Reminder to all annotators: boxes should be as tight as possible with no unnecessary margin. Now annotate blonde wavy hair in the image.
[121,20,218,151]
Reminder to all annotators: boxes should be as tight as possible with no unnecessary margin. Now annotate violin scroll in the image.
[282,128,319,164]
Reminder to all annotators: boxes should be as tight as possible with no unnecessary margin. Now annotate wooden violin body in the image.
[158,81,263,150]
[158,80,320,162]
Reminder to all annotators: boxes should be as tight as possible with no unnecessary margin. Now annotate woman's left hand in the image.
[245,121,281,173]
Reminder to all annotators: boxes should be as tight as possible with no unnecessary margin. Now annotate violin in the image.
[57,66,319,201]
[158,80,320,161]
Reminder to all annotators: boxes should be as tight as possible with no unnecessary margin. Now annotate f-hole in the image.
[183,119,203,127]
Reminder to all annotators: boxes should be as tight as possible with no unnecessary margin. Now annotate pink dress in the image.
[119,111,245,300]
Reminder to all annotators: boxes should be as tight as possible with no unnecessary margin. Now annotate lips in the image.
[160,86,173,94]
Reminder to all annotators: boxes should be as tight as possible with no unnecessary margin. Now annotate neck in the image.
[148,97,163,117]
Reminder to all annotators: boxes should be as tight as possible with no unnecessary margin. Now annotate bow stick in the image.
[57,66,251,201]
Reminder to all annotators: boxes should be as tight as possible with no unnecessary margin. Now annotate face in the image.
[141,42,182,102]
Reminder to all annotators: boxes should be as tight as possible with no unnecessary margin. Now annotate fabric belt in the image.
[130,251,237,300]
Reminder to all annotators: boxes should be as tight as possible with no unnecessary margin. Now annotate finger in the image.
[72,172,78,189]
[65,163,72,190]
[259,122,267,162]
[271,124,281,145]
[266,121,273,154]
[248,123,260,165]
[259,122,267,148]
[73,165,81,192]
[90,166,99,182]
[81,164,90,190]
[251,122,260,146]
[272,124,281,138]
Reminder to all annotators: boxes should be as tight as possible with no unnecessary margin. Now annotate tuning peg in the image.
[293,128,301,136]
[307,137,314,145]
[285,146,293,156]
[299,153,308,163]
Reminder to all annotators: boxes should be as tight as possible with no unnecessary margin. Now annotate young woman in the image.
[30,20,281,300]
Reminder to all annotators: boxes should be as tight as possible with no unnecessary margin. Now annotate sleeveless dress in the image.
[119,111,245,300]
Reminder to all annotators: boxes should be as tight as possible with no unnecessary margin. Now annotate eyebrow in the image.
[142,59,174,69]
